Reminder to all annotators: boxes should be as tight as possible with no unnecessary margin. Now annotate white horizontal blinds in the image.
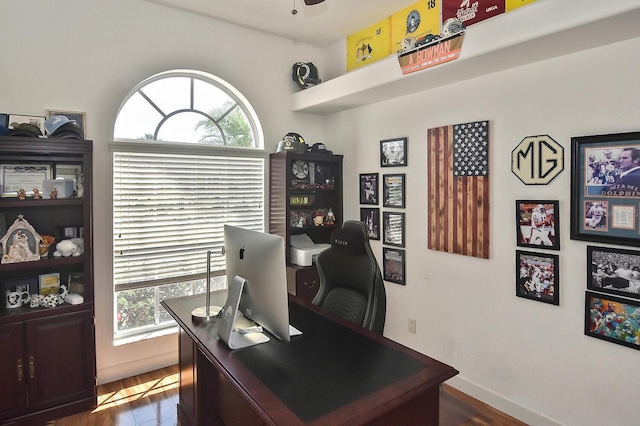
[113,151,264,289]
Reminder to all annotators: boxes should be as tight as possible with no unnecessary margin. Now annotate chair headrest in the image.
[330,222,366,254]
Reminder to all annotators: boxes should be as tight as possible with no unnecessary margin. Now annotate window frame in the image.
[110,69,265,342]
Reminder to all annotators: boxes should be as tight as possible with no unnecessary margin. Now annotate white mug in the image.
[5,290,30,309]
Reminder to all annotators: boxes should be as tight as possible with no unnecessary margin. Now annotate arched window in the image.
[110,70,265,341]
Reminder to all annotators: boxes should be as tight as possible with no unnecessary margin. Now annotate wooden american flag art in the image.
[428,120,490,259]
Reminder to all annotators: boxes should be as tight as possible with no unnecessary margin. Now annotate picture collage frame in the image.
[358,137,409,285]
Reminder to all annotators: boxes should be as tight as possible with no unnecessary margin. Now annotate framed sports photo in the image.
[380,137,407,167]
[360,208,380,240]
[360,173,378,205]
[383,247,405,285]
[383,174,405,208]
[585,291,640,351]
[516,200,559,250]
[383,211,405,247]
[570,131,640,245]
[588,245,640,299]
[516,250,559,305]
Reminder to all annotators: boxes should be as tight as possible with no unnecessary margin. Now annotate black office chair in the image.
[313,220,386,333]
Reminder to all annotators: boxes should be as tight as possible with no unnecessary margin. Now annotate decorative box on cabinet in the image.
[0,137,95,425]
[269,150,343,303]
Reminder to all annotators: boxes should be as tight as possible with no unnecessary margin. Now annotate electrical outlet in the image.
[408,318,416,334]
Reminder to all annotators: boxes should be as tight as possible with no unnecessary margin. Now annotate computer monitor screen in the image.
[224,225,290,342]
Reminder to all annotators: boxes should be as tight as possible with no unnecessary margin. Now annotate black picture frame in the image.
[587,245,640,299]
[360,208,380,240]
[380,137,407,167]
[516,250,559,305]
[516,200,560,250]
[383,247,405,285]
[585,290,640,351]
[360,173,379,205]
[570,131,640,246]
[383,174,405,208]
[383,211,405,247]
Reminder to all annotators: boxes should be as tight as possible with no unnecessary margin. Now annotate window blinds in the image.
[113,150,265,290]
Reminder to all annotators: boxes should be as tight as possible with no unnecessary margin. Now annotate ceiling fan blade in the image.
[303,0,325,5]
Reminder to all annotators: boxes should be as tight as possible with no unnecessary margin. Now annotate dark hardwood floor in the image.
[50,365,527,425]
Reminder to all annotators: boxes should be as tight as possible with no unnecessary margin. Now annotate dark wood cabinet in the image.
[0,137,95,424]
[269,151,343,303]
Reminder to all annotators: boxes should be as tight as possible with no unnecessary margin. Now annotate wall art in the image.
[383,174,405,208]
[588,245,640,299]
[360,207,380,240]
[571,131,640,245]
[383,211,405,247]
[360,173,378,205]
[380,137,407,167]
[516,250,559,305]
[428,120,489,258]
[383,247,405,285]
[585,291,640,351]
[516,200,559,250]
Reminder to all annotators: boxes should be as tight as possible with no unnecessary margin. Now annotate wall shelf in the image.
[293,1,640,115]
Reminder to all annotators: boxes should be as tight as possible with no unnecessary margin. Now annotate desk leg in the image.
[177,328,196,425]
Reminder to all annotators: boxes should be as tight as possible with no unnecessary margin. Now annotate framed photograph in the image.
[570,131,640,245]
[585,290,640,351]
[0,163,51,198]
[380,137,407,167]
[68,272,85,295]
[8,114,46,135]
[360,173,379,205]
[383,247,405,285]
[383,211,405,247]
[383,174,405,208]
[588,245,640,299]
[516,200,560,250]
[360,208,380,240]
[55,164,82,180]
[46,109,86,136]
[516,250,559,305]
[39,272,61,295]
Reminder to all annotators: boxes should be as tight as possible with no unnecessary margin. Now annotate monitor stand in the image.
[218,275,270,349]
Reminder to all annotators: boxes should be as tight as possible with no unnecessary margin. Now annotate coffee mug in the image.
[5,290,30,309]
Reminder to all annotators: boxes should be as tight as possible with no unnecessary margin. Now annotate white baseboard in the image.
[97,351,178,385]
[445,376,565,426]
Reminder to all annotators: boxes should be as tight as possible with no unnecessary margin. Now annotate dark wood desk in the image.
[162,292,458,425]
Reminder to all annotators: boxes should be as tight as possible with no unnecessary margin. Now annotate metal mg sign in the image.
[511,135,564,185]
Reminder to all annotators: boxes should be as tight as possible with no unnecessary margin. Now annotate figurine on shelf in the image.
[33,188,42,199]
[39,235,55,257]
[326,208,336,225]
[17,188,27,200]
[50,187,58,199]
[313,211,324,227]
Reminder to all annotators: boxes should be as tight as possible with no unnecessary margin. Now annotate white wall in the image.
[328,36,640,426]
[3,1,640,425]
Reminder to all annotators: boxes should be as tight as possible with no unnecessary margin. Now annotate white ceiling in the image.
[144,0,419,48]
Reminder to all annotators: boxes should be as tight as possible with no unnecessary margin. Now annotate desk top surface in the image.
[162,292,458,425]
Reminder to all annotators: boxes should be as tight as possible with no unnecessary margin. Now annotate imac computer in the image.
[219,225,291,348]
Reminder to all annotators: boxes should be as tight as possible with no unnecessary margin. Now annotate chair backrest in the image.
[313,220,386,333]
